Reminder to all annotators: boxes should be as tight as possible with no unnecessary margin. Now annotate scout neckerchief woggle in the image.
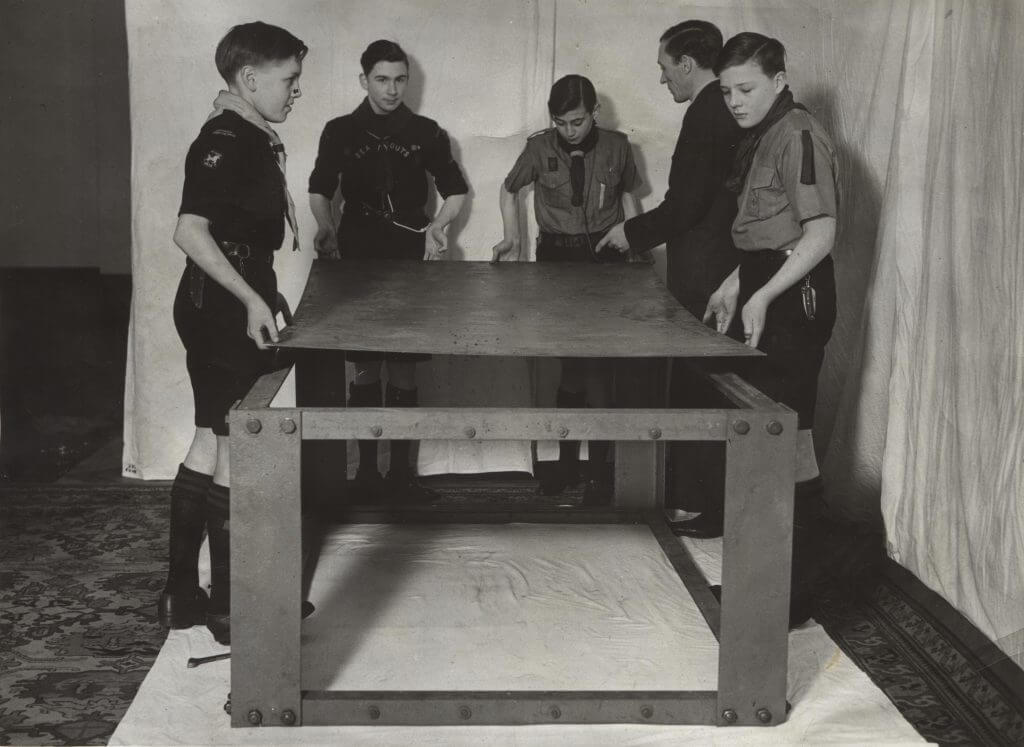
[724,86,817,320]
[207,90,301,251]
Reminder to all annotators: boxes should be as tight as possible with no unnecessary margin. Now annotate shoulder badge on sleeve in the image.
[800,130,816,185]
[212,129,237,138]
[202,150,224,169]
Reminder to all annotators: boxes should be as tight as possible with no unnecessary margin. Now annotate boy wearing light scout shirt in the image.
[492,74,643,505]
[705,32,840,627]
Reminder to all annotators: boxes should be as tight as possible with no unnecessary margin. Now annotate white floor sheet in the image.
[112,527,923,745]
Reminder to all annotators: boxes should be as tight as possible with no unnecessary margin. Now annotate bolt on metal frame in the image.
[227,356,797,729]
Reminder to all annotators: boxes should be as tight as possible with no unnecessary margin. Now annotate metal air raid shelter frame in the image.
[227,260,797,729]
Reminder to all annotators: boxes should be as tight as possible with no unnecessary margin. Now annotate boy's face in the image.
[719,61,785,129]
[552,105,595,146]
[360,60,409,115]
[249,56,303,123]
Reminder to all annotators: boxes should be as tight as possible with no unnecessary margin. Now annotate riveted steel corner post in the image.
[295,350,348,511]
[229,407,303,727]
[716,410,797,726]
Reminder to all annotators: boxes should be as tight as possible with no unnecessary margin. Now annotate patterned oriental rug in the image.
[1,484,1022,745]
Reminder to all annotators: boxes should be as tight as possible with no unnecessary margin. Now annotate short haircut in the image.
[714,32,787,77]
[360,40,408,75]
[547,74,597,117]
[659,20,723,70]
[215,22,307,84]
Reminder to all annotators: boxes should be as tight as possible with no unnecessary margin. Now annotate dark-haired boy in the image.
[308,40,468,502]
[160,21,311,645]
[596,20,742,532]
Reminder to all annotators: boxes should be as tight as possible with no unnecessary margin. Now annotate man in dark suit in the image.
[597,20,740,535]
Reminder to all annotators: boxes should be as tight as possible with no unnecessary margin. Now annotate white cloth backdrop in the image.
[821,0,1024,667]
[124,0,1022,666]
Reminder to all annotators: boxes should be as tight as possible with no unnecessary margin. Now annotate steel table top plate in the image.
[276,259,757,358]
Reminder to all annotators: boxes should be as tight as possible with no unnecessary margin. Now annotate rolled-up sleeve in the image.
[503,142,537,193]
[780,130,837,224]
[179,132,241,219]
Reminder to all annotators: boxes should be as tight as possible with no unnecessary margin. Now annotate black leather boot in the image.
[204,483,231,645]
[204,483,315,646]
[158,464,212,629]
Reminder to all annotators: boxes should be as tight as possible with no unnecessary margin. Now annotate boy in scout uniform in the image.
[492,74,643,504]
[705,32,839,626]
[308,40,468,502]
[160,22,312,644]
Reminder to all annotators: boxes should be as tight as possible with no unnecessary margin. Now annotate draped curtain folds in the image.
[823,0,1024,665]
[124,0,1022,665]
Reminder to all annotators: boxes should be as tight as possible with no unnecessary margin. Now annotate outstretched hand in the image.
[425,223,448,260]
[491,237,519,263]
[595,222,629,254]
[702,271,741,336]
[246,297,278,350]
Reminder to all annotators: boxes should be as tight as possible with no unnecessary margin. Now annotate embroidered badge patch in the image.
[202,150,223,168]
[548,157,558,172]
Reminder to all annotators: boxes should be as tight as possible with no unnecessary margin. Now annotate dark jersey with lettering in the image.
[179,110,287,252]
[308,99,468,236]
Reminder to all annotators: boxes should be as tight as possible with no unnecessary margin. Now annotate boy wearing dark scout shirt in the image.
[308,40,468,502]
[159,22,312,645]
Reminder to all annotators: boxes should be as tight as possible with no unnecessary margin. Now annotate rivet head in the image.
[370,425,383,438]
[722,708,738,724]
[464,427,477,439]
[280,709,296,726]
[550,705,561,719]
[280,418,296,434]
[368,705,381,720]
[223,692,231,715]
[247,708,263,725]
[766,420,784,435]
[245,418,262,434]
[459,705,472,720]
[732,420,750,435]
[756,707,772,723]
[649,427,662,440]
[641,705,654,719]
[558,426,569,438]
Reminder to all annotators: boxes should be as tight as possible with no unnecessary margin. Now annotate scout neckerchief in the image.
[724,85,806,194]
[557,125,599,207]
[207,90,300,251]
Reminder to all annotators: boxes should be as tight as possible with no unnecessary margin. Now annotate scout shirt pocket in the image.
[748,165,786,220]
[595,167,621,209]
[538,170,573,210]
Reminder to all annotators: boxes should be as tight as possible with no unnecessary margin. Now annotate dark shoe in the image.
[385,473,438,503]
[206,601,316,646]
[669,512,724,539]
[158,586,209,629]
[350,467,386,502]
[581,460,614,506]
[536,460,568,496]
[581,477,613,506]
